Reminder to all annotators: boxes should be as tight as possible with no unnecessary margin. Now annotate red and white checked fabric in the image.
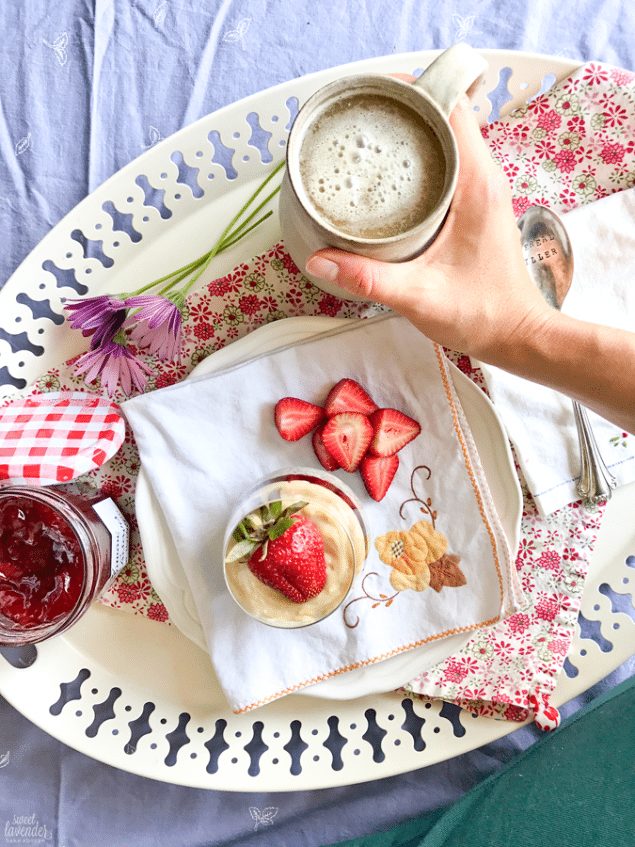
[0,391,125,485]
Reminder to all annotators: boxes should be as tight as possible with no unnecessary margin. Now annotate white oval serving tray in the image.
[1,49,633,792]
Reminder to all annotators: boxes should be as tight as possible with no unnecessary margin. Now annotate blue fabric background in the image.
[0,1,634,845]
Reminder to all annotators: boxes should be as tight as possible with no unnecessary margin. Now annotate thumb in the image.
[305,249,417,309]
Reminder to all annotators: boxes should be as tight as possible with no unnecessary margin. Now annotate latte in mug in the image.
[299,93,446,240]
[278,45,488,300]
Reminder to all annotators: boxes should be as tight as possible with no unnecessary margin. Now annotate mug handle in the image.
[414,43,488,117]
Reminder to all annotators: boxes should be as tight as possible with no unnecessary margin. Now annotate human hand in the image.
[305,95,554,366]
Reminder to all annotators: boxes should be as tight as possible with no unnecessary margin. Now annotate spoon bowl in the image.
[517,205,616,507]
[517,205,574,309]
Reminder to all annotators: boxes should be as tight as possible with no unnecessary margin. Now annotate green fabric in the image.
[330,675,635,847]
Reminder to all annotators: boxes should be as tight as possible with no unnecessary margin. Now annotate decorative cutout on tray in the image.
[85,686,122,738]
[246,111,273,163]
[102,200,143,244]
[171,151,204,199]
[0,327,43,362]
[41,259,87,295]
[70,228,114,268]
[284,97,299,132]
[208,129,238,180]
[0,363,27,391]
[15,292,65,324]
[135,174,173,219]
[486,65,514,123]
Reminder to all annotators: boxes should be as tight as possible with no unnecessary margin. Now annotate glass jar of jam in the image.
[0,484,129,646]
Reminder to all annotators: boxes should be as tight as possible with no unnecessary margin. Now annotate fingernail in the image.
[305,256,339,282]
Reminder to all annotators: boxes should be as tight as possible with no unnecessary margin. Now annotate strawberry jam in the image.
[0,485,129,645]
[0,494,84,628]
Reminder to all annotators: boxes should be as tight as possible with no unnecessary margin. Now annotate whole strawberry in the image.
[228,501,327,603]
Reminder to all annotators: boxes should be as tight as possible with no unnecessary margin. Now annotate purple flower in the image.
[64,295,127,349]
[74,339,153,397]
[125,294,183,361]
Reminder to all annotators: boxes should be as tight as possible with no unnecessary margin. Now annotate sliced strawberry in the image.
[324,378,378,417]
[321,412,373,473]
[360,454,399,501]
[312,425,340,471]
[274,397,325,441]
[369,408,421,456]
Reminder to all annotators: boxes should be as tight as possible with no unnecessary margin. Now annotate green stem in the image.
[157,259,207,296]
[219,211,274,251]
[156,209,274,296]
[127,160,284,301]
[181,161,285,296]
[221,186,280,245]
[130,255,204,297]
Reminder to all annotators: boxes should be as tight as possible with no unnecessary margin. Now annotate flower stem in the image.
[156,208,275,297]
[218,211,274,251]
[181,161,285,296]
[130,160,284,300]
[221,187,280,245]
[129,257,203,297]
[157,260,207,296]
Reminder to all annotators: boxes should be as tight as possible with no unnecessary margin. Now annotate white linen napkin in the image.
[479,188,635,515]
[123,314,521,713]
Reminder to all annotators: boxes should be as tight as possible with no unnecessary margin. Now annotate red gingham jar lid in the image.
[0,391,125,485]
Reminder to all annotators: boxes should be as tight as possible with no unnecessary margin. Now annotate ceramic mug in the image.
[279,43,488,300]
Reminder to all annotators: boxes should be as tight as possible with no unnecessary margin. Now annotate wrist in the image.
[477,301,560,373]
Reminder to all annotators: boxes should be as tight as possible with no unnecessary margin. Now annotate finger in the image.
[446,96,512,222]
[305,248,421,309]
[450,95,487,145]
[450,96,500,182]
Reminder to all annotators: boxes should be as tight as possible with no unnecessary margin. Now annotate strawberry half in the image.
[274,397,325,441]
[312,425,340,471]
[369,408,421,457]
[360,454,399,501]
[321,412,373,473]
[324,378,378,417]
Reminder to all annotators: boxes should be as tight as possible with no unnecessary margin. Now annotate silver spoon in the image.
[517,205,617,507]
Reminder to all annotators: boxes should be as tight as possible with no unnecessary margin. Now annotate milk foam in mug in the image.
[279,43,488,300]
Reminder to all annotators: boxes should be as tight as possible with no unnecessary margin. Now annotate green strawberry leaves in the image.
[227,499,309,562]
[268,517,294,541]
[225,538,258,563]
[269,500,283,519]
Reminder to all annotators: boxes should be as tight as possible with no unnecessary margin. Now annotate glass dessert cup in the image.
[0,484,127,646]
[223,468,368,629]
